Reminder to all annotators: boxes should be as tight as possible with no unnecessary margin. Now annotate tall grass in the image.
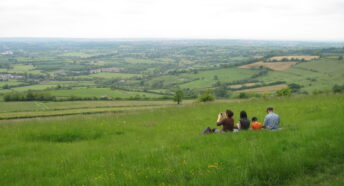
[0,95,343,185]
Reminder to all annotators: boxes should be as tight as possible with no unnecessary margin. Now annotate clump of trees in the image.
[4,91,56,101]
[288,83,303,93]
[333,84,344,93]
[214,85,230,98]
[276,87,292,96]
[198,89,215,102]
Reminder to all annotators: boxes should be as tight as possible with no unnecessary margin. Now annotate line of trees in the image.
[4,91,56,102]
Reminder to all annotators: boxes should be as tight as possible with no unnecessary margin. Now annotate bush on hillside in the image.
[276,87,292,96]
[214,85,230,98]
[288,83,303,93]
[238,92,248,99]
[198,89,215,102]
[333,84,344,93]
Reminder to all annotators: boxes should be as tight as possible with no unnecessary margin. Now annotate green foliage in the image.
[288,83,303,93]
[237,92,261,99]
[214,85,229,98]
[338,55,343,60]
[198,89,215,102]
[2,84,10,89]
[4,91,56,101]
[276,87,292,96]
[173,90,184,104]
[238,92,248,99]
[333,84,344,93]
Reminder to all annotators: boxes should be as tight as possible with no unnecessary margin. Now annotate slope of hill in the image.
[0,94,343,185]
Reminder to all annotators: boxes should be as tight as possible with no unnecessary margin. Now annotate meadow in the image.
[0,94,343,185]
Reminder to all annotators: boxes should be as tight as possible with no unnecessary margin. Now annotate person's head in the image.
[266,107,274,113]
[226,109,233,118]
[252,117,258,122]
[240,111,247,119]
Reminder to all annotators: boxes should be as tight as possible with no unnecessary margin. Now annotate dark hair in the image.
[267,107,274,111]
[240,111,247,119]
[252,117,258,122]
[226,109,233,118]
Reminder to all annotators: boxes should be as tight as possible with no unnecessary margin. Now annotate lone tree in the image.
[338,56,343,60]
[174,90,184,104]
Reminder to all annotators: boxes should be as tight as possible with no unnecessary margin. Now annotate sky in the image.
[0,0,343,41]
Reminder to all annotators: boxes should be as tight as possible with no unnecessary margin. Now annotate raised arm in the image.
[216,113,223,126]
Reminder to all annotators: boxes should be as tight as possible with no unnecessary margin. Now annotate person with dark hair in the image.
[200,109,234,134]
[250,117,263,130]
[264,107,280,130]
[237,111,250,130]
[216,109,234,132]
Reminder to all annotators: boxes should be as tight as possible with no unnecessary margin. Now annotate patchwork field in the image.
[0,95,343,185]
[239,61,298,71]
[239,84,288,93]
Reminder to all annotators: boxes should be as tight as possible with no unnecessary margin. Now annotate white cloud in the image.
[0,0,343,40]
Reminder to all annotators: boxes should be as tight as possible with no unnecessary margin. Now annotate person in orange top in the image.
[251,117,263,130]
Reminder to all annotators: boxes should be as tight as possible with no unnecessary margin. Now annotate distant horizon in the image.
[1,37,344,43]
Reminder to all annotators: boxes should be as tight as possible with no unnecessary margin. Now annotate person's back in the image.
[264,107,280,130]
[240,118,250,130]
[239,111,250,130]
[217,117,234,132]
[217,110,234,132]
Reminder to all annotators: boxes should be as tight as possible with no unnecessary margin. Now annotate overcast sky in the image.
[0,0,343,41]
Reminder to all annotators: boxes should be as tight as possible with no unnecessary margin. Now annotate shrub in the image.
[288,83,303,93]
[198,89,215,102]
[276,88,292,96]
[333,84,344,93]
[238,92,248,99]
[214,85,229,98]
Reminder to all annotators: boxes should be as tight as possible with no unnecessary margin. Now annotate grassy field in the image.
[0,100,193,119]
[179,68,257,89]
[47,88,163,99]
[0,64,44,75]
[76,72,140,79]
[0,94,343,185]
[239,84,288,93]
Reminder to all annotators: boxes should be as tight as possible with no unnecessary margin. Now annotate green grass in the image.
[88,72,140,79]
[0,100,176,113]
[48,88,163,98]
[0,94,343,185]
[147,68,257,89]
[183,68,257,82]
[0,64,44,75]
[0,80,23,87]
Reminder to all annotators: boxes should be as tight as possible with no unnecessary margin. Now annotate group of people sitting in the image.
[202,107,280,134]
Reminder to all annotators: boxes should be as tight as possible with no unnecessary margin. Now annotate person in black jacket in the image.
[237,111,250,130]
